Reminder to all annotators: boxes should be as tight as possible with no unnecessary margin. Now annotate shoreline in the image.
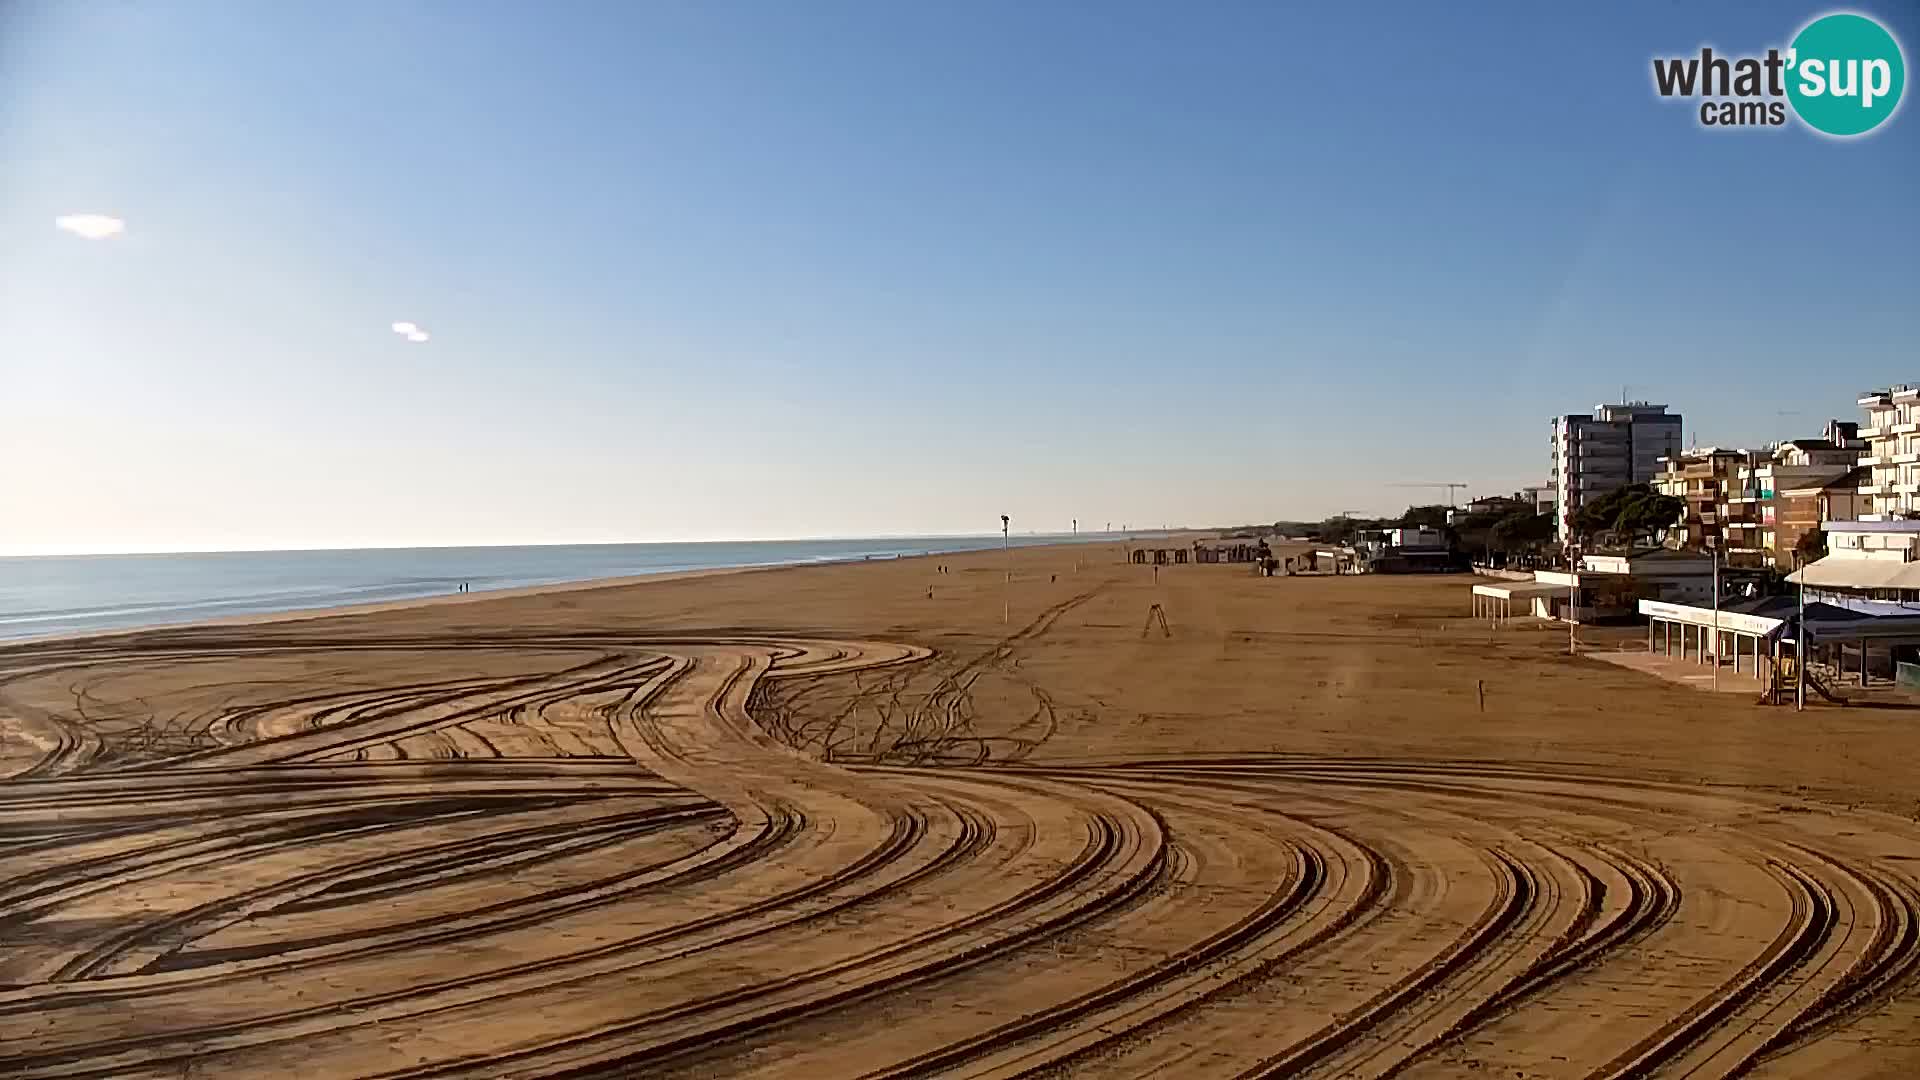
[0,565,736,648]
[0,540,1129,650]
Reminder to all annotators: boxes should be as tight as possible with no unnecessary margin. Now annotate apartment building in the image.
[1726,439,1863,567]
[1550,403,1683,545]
[1655,437,1863,568]
[1856,386,1920,521]
[1787,391,1920,601]
[1654,447,1753,555]
[1778,468,1868,565]
[1521,484,1556,516]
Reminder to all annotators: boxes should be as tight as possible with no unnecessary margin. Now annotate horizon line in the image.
[0,529,1175,560]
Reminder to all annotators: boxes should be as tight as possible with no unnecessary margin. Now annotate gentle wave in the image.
[0,535,1125,641]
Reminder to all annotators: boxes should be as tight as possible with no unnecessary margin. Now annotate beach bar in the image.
[1637,599,1785,680]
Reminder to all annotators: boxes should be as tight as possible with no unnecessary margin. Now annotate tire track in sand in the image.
[3,622,1920,1078]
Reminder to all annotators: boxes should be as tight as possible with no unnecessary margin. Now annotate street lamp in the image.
[1567,543,1580,656]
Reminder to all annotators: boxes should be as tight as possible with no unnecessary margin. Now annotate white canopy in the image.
[1471,581,1567,600]
[1786,556,1920,591]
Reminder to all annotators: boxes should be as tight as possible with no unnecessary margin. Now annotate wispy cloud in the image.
[391,320,430,343]
[54,214,126,240]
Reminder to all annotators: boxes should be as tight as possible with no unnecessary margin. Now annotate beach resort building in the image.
[1551,403,1683,546]
[1792,521,1920,600]
[1356,527,1452,573]
[1471,550,1715,624]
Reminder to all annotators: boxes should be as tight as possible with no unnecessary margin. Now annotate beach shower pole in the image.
[1796,550,1806,711]
[1001,515,1011,624]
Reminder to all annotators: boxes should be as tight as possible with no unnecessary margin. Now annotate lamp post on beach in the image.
[1000,515,1011,624]
[1566,544,1580,656]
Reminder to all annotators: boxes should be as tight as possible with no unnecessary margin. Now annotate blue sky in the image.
[2,0,1916,554]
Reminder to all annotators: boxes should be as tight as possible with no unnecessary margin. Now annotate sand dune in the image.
[3,543,1918,1077]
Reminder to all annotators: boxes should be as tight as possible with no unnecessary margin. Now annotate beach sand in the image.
[4,542,1918,1077]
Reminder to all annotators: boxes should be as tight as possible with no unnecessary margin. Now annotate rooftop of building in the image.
[1779,465,1870,495]
[1858,385,1920,406]
[1823,519,1920,533]
[1556,402,1681,424]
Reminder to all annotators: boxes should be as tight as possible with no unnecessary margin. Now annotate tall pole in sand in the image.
[1711,547,1721,691]
[1796,549,1807,711]
[1001,514,1011,624]
[1567,544,1579,656]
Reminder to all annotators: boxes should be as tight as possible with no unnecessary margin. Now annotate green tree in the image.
[1399,504,1451,530]
[1572,484,1684,550]
[1794,527,1828,564]
[1489,510,1555,552]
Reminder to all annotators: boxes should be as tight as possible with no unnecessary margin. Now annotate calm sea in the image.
[0,534,1118,642]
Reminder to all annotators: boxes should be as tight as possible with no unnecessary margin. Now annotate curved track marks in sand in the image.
[3,629,1920,1078]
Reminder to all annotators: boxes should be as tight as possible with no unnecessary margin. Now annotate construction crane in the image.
[1388,482,1468,507]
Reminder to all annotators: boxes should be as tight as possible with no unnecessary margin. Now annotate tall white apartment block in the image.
[1856,386,1920,522]
[1550,403,1684,545]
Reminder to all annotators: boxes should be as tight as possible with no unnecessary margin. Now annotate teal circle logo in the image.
[1786,12,1906,136]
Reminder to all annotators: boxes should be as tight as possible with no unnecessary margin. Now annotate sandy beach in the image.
[4,542,1919,1078]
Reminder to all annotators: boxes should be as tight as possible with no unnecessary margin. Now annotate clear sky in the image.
[3,0,1916,555]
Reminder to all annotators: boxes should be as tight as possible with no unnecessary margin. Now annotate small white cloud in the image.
[54,214,126,240]
[405,330,430,343]
[391,321,419,335]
